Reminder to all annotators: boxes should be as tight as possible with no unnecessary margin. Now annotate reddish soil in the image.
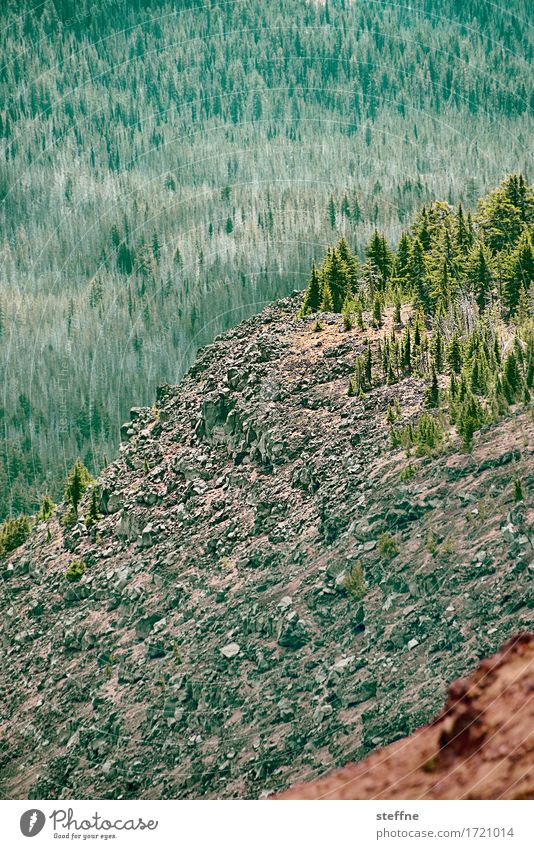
[275,634,534,800]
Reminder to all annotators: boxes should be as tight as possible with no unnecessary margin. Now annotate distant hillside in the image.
[1,0,532,519]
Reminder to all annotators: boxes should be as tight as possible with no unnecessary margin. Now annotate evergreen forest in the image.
[0,0,532,519]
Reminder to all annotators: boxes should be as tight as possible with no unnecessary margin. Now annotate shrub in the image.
[377,532,399,559]
[514,478,524,502]
[400,463,416,481]
[412,413,443,456]
[64,459,93,519]
[85,487,100,527]
[344,561,367,599]
[456,392,487,449]
[66,559,86,582]
[0,515,31,557]
[38,494,55,522]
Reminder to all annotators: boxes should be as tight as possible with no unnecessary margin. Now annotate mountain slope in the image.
[276,633,534,800]
[1,294,532,799]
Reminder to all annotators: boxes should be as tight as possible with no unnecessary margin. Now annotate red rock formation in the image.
[275,634,534,800]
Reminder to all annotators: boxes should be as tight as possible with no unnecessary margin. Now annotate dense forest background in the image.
[0,0,532,519]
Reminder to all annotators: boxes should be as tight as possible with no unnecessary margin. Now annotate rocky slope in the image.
[1,294,532,799]
[276,632,534,799]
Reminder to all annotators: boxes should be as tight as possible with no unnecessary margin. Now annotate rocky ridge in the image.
[1,294,532,799]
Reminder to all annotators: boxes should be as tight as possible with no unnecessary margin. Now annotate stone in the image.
[220,642,241,659]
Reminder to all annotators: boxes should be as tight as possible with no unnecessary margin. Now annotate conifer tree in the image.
[504,231,534,315]
[431,326,444,372]
[365,230,392,289]
[365,342,372,386]
[0,515,31,556]
[425,366,439,408]
[38,494,55,522]
[465,242,494,312]
[86,487,100,527]
[447,333,462,374]
[417,207,431,252]
[328,196,336,229]
[401,327,411,374]
[409,238,430,313]
[457,392,486,449]
[394,232,411,286]
[502,350,522,402]
[321,249,351,311]
[300,261,322,314]
[393,290,402,324]
[320,279,334,312]
[455,203,472,255]
[372,293,382,327]
[336,237,359,292]
[64,459,93,518]
[493,335,502,365]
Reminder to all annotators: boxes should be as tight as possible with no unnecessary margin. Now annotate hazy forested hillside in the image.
[0,0,532,519]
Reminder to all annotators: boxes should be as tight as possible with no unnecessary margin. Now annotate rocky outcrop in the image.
[275,633,534,799]
[0,295,532,800]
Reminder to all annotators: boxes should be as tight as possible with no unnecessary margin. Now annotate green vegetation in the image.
[85,487,101,528]
[343,562,367,600]
[0,1,532,520]
[37,494,55,523]
[400,463,416,482]
[65,559,86,583]
[0,514,30,557]
[305,175,534,454]
[63,460,93,525]
[377,533,399,560]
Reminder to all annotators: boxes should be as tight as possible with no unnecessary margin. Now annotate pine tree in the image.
[365,342,372,385]
[447,333,462,374]
[409,238,430,313]
[394,232,411,285]
[38,494,55,522]
[457,392,486,449]
[393,290,402,324]
[0,515,31,556]
[449,371,458,399]
[425,366,439,408]
[328,196,336,229]
[365,230,392,289]
[417,207,431,252]
[336,237,359,292]
[320,279,334,312]
[465,242,494,312]
[401,327,411,374]
[86,487,100,527]
[64,459,93,518]
[352,196,362,224]
[502,350,522,402]
[504,231,534,315]
[321,249,351,311]
[300,261,322,314]
[431,327,444,372]
[455,203,472,254]
[372,293,382,327]
[493,335,502,365]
